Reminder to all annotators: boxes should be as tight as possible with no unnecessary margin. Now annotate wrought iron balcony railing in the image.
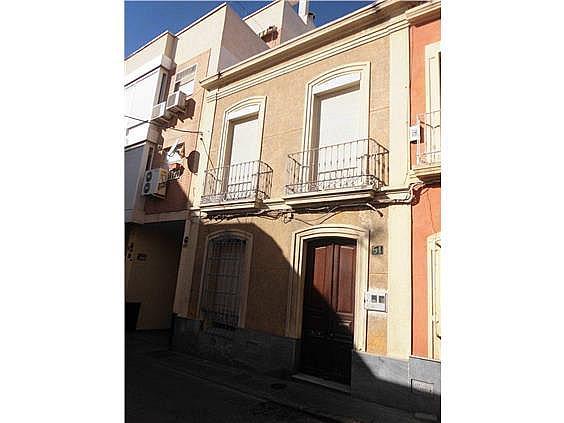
[201,160,273,205]
[285,138,388,195]
[416,110,441,166]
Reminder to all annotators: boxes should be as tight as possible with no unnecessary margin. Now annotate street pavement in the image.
[126,331,327,422]
[126,331,421,423]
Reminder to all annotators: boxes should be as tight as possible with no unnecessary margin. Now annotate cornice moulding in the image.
[200,0,422,93]
[405,0,441,25]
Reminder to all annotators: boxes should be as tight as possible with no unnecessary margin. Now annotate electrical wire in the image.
[124,114,216,170]
[124,115,202,134]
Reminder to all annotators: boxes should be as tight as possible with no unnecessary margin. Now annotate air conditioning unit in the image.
[150,102,173,126]
[142,168,169,198]
[166,91,187,114]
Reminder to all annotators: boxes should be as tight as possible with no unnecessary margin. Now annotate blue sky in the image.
[125,1,373,57]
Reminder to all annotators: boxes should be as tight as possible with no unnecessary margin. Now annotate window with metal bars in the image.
[201,236,246,329]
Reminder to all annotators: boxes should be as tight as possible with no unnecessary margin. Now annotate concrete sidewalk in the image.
[127,331,421,423]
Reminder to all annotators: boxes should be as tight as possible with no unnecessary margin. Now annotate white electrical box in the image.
[364,290,387,312]
[409,124,420,142]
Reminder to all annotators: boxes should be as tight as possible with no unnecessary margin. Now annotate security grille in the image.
[201,237,246,329]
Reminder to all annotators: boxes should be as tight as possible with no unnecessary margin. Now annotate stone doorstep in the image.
[143,348,421,423]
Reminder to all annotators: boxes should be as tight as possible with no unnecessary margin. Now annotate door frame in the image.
[427,231,441,359]
[285,224,369,352]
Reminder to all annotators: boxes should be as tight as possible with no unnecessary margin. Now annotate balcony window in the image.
[201,97,272,206]
[416,41,441,167]
[285,64,388,197]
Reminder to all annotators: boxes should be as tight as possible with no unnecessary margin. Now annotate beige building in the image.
[166,0,439,417]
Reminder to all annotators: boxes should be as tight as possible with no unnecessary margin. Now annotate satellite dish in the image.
[186,150,200,174]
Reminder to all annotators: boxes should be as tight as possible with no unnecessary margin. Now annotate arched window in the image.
[200,231,253,329]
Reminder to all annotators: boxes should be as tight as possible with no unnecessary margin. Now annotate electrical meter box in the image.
[364,290,387,312]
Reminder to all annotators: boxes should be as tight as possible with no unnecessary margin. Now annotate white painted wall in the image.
[125,144,150,222]
[243,0,284,36]
[124,68,165,146]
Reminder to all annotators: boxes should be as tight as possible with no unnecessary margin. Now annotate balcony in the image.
[201,160,273,212]
[413,110,441,181]
[284,138,389,206]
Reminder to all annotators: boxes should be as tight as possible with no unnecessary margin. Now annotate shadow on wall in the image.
[171,219,440,418]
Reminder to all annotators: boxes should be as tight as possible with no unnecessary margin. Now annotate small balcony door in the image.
[424,42,441,163]
[312,84,363,189]
[223,114,261,201]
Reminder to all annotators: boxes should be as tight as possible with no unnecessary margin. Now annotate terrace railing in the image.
[416,110,441,165]
[201,160,273,205]
[285,138,388,195]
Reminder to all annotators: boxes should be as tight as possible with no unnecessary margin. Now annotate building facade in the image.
[125,0,441,418]
[407,0,442,416]
[167,0,440,417]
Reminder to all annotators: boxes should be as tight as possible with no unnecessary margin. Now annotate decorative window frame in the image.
[300,62,371,153]
[197,229,254,329]
[284,224,369,352]
[216,96,267,170]
[427,231,441,359]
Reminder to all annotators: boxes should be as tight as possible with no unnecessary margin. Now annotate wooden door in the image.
[300,238,356,385]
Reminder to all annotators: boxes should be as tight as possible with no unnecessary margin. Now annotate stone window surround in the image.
[196,229,254,329]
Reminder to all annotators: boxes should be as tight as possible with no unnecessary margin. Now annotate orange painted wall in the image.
[410,15,441,358]
[409,18,440,167]
[412,184,441,357]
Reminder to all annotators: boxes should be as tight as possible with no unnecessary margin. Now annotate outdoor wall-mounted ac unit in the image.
[166,91,187,114]
[150,102,173,126]
[142,168,169,198]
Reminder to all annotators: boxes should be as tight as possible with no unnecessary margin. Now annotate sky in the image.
[125,1,373,57]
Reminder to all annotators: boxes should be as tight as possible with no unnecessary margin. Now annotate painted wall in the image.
[279,0,315,44]
[409,15,441,358]
[125,144,150,222]
[219,5,269,71]
[411,184,440,357]
[125,32,176,75]
[144,50,211,215]
[125,222,184,329]
[187,209,389,356]
[409,17,440,165]
[207,35,390,200]
[179,32,393,356]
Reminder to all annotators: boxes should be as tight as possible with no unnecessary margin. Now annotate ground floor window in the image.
[201,235,246,329]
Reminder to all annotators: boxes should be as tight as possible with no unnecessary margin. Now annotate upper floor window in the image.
[173,64,197,96]
[285,63,388,195]
[202,97,272,205]
[417,42,441,166]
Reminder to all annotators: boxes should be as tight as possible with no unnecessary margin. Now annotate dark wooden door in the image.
[300,238,356,385]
